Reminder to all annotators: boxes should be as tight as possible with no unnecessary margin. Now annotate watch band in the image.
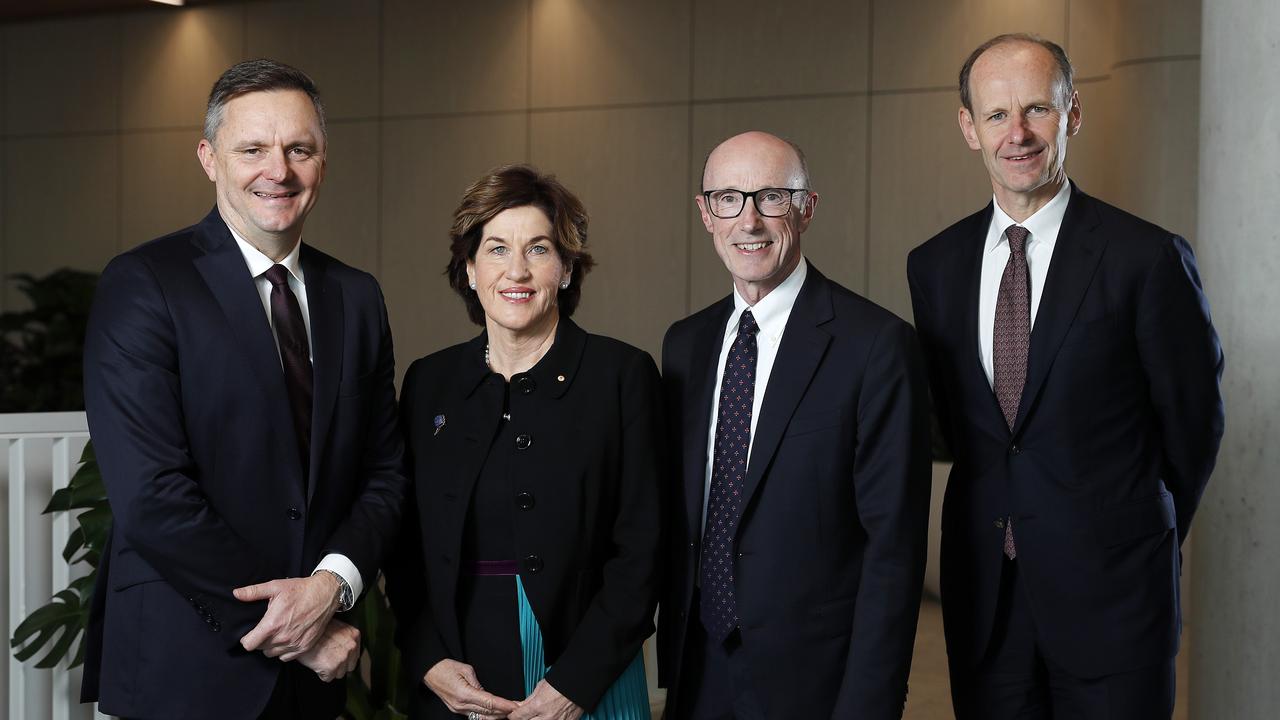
[312,568,354,611]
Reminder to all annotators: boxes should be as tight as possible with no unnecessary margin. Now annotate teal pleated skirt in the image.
[516,576,651,720]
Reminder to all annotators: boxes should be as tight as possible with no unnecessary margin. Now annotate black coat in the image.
[81,208,407,719]
[907,184,1225,677]
[387,317,664,716]
[657,265,932,719]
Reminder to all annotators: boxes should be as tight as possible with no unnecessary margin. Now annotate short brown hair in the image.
[205,59,325,144]
[447,165,595,326]
[958,33,1074,113]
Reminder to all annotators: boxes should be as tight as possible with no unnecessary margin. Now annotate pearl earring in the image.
[469,281,477,290]
[560,279,570,290]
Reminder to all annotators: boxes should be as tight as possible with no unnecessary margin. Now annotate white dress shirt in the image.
[701,257,808,529]
[230,229,362,604]
[977,181,1071,388]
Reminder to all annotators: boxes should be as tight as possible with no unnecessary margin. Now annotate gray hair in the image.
[958,33,1075,113]
[203,58,326,145]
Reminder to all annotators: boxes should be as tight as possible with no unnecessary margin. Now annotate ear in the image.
[1066,90,1082,137]
[196,138,218,182]
[465,260,477,289]
[695,194,716,233]
[959,107,981,151]
[795,191,819,233]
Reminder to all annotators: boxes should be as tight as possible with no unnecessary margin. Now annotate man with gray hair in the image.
[908,34,1223,718]
[82,59,406,718]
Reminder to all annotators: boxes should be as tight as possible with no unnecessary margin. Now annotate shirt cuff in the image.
[313,553,363,608]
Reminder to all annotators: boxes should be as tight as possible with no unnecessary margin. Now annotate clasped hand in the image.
[424,661,583,720]
[234,573,341,660]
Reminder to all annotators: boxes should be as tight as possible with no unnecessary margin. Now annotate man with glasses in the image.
[658,130,932,719]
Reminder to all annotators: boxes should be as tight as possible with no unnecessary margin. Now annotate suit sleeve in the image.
[907,250,957,458]
[83,254,269,646]
[316,277,408,586]
[833,319,932,720]
[543,351,665,711]
[383,361,452,685]
[1136,235,1225,544]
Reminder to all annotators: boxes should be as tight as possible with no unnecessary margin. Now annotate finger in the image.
[345,648,360,673]
[232,580,279,602]
[277,649,302,662]
[460,664,482,688]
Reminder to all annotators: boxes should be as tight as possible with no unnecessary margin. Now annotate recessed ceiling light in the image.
[150,0,185,6]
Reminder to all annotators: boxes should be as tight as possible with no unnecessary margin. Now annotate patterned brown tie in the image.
[993,224,1030,559]
[264,264,313,476]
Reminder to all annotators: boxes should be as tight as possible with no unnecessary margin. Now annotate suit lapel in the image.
[683,298,733,539]
[738,268,832,516]
[302,247,343,502]
[190,210,302,470]
[1013,185,1106,435]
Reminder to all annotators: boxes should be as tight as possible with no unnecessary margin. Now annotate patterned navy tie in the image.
[700,309,759,642]
[993,224,1030,559]
[264,264,313,477]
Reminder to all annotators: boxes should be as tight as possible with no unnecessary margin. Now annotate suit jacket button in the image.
[516,376,537,395]
[523,555,544,574]
[210,621,221,632]
[515,434,532,450]
[516,492,535,510]
[994,518,1005,529]
[1009,444,1021,455]
[287,507,302,520]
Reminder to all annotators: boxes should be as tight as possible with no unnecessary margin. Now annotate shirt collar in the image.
[229,226,305,285]
[985,180,1071,255]
[731,256,807,344]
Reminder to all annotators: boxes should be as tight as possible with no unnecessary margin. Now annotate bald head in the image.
[701,131,810,192]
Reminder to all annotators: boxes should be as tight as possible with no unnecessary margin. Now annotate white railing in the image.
[1,412,104,719]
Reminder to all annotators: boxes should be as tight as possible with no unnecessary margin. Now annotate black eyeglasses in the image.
[702,187,809,218]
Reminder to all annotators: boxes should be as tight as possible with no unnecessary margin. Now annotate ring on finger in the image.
[468,712,481,720]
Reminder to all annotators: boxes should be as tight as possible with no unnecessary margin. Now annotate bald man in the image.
[658,131,932,719]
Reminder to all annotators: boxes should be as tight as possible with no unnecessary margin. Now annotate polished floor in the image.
[903,598,1190,719]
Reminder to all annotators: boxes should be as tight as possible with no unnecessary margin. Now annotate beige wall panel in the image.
[1063,76,1115,201]
[529,106,689,359]
[1115,0,1201,61]
[530,0,690,108]
[382,0,528,116]
[4,17,120,135]
[1065,0,1117,79]
[692,0,870,99]
[246,0,378,122]
[380,113,527,372]
[119,5,244,130]
[119,128,212,248]
[688,97,869,314]
[3,136,117,308]
[301,121,379,274]
[1102,60,1200,243]
[868,90,991,324]
[872,0,1065,91]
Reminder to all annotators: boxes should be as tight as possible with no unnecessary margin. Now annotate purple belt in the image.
[467,560,519,576]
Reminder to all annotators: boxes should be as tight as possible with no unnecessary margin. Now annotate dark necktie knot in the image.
[264,264,291,288]
[737,309,759,336]
[1005,225,1030,257]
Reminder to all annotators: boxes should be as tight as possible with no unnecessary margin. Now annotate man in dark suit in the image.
[907,35,1224,719]
[659,130,932,719]
[81,60,406,719]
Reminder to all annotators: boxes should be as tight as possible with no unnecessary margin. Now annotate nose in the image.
[506,251,531,280]
[263,148,290,183]
[738,197,762,231]
[1008,113,1031,145]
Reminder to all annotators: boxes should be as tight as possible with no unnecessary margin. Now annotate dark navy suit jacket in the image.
[907,184,1224,678]
[657,264,932,719]
[81,208,406,719]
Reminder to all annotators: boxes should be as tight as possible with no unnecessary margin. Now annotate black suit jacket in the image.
[907,184,1224,678]
[657,264,931,719]
[81,208,407,719]
[386,317,663,717]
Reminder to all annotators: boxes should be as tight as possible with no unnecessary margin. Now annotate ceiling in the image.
[0,0,236,23]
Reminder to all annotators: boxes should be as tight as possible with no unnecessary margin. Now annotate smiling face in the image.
[196,89,326,254]
[466,205,570,339]
[697,131,817,304]
[959,41,1081,219]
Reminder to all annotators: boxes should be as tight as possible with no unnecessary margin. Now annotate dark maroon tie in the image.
[993,224,1030,559]
[264,264,313,472]
[700,309,758,643]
